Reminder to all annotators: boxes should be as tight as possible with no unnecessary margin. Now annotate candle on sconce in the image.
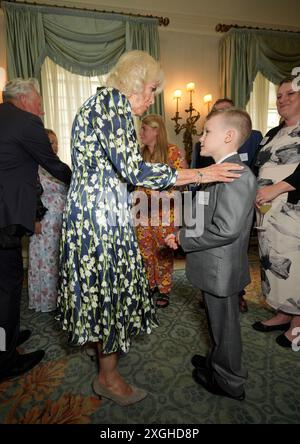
[186,82,195,92]
[203,93,213,113]
[173,89,182,113]
[171,83,200,164]
[186,82,195,105]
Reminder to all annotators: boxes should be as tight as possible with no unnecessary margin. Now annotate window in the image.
[246,72,280,136]
[41,57,104,165]
[267,82,280,133]
[41,57,142,166]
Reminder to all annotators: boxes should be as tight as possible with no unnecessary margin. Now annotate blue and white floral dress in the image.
[56,88,177,354]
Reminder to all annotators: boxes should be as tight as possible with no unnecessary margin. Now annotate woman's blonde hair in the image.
[106,50,164,96]
[141,114,169,164]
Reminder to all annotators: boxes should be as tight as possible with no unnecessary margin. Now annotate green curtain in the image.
[43,14,125,76]
[219,28,300,108]
[4,4,45,78]
[3,1,163,113]
[126,21,164,115]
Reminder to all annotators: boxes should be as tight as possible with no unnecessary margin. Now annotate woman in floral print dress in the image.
[252,76,300,348]
[136,114,188,308]
[56,50,244,406]
[28,129,68,312]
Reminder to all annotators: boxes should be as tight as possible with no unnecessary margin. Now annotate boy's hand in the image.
[165,233,179,250]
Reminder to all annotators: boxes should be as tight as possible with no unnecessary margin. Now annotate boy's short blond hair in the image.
[207,108,252,147]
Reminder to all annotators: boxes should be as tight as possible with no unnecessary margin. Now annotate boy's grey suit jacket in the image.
[180,154,257,297]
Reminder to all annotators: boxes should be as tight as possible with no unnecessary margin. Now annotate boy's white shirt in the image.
[216,151,238,164]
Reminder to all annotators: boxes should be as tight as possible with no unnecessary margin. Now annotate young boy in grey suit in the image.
[166,108,257,401]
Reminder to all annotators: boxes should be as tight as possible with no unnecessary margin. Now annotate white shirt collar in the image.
[217,152,238,164]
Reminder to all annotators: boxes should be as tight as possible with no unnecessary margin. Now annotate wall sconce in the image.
[171,82,200,164]
[203,93,213,114]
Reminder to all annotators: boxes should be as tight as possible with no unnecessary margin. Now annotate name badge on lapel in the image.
[197,191,210,205]
[260,136,269,146]
[239,153,248,162]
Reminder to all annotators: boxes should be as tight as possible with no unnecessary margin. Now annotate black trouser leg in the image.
[0,245,23,372]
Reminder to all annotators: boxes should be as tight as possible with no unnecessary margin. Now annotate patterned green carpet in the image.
[0,246,299,424]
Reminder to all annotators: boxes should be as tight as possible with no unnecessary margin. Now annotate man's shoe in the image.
[192,368,245,401]
[191,354,207,370]
[16,329,31,347]
[0,350,45,382]
[252,321,290,332]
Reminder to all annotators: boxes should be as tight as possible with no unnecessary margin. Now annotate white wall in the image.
[160,29,220,148]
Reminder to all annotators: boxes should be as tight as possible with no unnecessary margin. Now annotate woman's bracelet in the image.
[196,171,204,185]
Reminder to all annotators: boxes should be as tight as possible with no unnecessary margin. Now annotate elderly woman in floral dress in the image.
[56,50,243,406]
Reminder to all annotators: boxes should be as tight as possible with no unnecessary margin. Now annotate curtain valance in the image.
[3,1,160,78]
[219,28,300,108]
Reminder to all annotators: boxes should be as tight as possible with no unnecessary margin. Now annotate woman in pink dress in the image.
[28,129,68,312]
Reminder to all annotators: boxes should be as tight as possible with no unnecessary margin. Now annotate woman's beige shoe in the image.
[92,377,148,406]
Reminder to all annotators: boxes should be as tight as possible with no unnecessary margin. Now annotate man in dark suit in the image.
[166,109,257,400]
[191,98,262,312]
[0,78,72,382]
[191,98,263,170]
